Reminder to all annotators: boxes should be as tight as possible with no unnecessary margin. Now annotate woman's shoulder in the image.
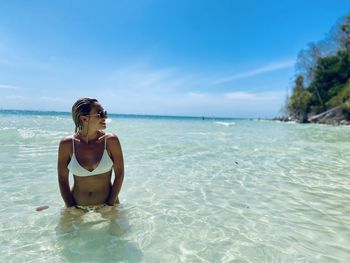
[105,132,121,146]
[105,132,118,139]
[58,135,75,155]
[59,135,75,147]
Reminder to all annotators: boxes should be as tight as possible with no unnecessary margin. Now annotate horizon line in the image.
[0,108,269,120]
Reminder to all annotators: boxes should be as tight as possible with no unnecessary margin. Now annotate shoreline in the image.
[273,117,350,126]
[275,106,350,126]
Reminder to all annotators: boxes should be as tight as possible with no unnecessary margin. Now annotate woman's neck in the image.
[77,130,101,144]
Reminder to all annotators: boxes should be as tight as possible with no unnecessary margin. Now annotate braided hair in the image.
[72,98,98,133]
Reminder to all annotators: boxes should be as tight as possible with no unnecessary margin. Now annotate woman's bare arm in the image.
[106,134,124,206]
[57,137,76,207]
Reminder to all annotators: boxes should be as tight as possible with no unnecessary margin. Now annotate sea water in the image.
[0,110,350,262]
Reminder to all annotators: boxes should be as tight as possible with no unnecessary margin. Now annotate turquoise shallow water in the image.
[1,110,350,262]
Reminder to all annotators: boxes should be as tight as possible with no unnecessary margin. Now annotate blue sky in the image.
[0,0,348,118]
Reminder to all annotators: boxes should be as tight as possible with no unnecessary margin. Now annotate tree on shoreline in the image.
[287,75,311,122]
[335,15,350,51]
[287,14,350,123]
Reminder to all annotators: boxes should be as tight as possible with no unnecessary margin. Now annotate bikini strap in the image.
[104,133,107,149]
[72,136,75,153]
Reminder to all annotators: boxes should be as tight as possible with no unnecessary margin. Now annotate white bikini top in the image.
[67,135,114,177]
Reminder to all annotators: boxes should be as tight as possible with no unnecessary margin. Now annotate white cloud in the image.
[101,65,197,108]
[97,61,289,117]
[104,59,294,98]
[0,84,21,90]
[224,92,258,100]
[4,95,66,102]
[39,96,65,102]
[187,91,207,98]
[100,87,286,118]
[5,95,28,100]
[210,60,295,85]
[224,90,284,101]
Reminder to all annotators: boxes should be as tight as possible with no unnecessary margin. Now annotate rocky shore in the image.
[308,107,350,125]
[274,107,350,125]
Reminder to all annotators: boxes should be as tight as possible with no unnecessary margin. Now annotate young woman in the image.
[57,98,124,213]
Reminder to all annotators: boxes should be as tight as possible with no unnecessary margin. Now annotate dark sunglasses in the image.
[87,110,108,119]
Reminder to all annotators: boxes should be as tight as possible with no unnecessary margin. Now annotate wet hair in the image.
[72,98,98,133]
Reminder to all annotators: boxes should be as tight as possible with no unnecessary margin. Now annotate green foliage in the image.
[287,75,312,122]
[309,50,350,109]
[287,14,350,122]
[329,80,350,111]
[288,50,350,121]
[338,15,350,50]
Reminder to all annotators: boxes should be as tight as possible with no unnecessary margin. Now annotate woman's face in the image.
[86,102,107,130]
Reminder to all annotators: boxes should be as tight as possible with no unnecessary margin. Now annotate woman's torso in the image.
[68,132,114,205]
[72,173,112,205]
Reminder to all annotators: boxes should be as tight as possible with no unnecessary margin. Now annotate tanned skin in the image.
[57,102,124,211]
